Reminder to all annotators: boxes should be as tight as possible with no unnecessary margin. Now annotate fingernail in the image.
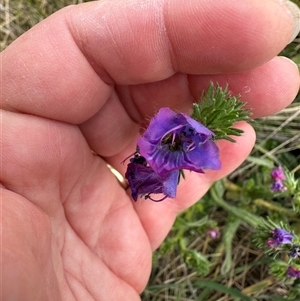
[279,0,300,43]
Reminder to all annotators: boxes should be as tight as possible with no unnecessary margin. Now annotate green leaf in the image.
[194,280,254,301]
[246,156,274,168]
[191,82,252,141]
[221,219,241,275]
[183,249,210,276]
[210,182,265,227]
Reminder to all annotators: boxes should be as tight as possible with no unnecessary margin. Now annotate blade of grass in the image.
[210,183,265,227]
[221,219,241,275]
[194,280,253,301]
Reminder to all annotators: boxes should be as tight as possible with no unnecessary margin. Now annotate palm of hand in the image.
[2,76,255,300]
[3,108,154,300]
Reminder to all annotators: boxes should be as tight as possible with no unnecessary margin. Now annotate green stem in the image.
[210,184,265,228]
[253,198,297,217]
[221,219,241,275]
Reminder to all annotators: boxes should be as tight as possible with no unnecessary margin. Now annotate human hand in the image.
[1,0,299,300]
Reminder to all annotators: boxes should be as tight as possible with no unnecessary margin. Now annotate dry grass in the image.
[1,0,86,50]
[142,214,291,301]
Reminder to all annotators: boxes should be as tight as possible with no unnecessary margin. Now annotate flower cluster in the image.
[124,152,178,202]
[265,227,300,279]
[270,166,286,192]
[287,266,300,278]
[267,228,294,248]
[123,83,252,202]
[253,221,300,280]
[125,108,221,201]
[285,259,300,279]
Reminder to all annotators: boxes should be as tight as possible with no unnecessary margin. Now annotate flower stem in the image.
[253,198,297,217]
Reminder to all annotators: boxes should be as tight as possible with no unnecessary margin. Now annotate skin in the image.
[1,0,299,300]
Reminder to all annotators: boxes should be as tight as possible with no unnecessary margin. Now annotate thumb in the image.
[2,0,298,123]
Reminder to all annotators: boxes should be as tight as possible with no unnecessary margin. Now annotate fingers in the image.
[133,122,256,250]
[1,0,299,123]
[86,56,298,159]
[188,56,300,118]
[121,56,300,120]
[72,0,298,80]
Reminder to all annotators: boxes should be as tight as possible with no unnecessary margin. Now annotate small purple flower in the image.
[271,180,286,192]
[267,228,294,248]
[287,266,300,278]
[138,108,221,177]
[125,154,179,201]
[206,229,219,239]
[289,245,300,259]
[271,166,286,181]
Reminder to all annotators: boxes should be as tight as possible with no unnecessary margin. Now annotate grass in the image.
[2,0,300,300]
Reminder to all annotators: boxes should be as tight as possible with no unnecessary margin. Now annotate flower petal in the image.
[125,161,178,201]
[137,107,221,182]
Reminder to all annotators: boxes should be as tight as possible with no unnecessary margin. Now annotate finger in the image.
[2,0,298,123]
[91,56,298,160]
[116,56,300,122]
[132,122,256,250]
[189,56,300,118]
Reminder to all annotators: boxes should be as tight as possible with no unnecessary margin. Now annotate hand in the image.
[1,0,299,300]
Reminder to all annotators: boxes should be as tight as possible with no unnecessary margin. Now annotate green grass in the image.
[2,0,300,300]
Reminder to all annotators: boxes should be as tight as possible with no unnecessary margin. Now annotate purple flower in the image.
[287,266,300,278]
[289,245,300,259]
[125,154,179,201]
[138,108,221,177]
[271,180,286,192]
[270,167,286,192]
[271,166,286,181]
[267,228,294,248]
[206,229,219,239]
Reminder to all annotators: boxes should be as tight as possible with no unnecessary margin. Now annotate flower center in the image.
[161,125,196,152]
